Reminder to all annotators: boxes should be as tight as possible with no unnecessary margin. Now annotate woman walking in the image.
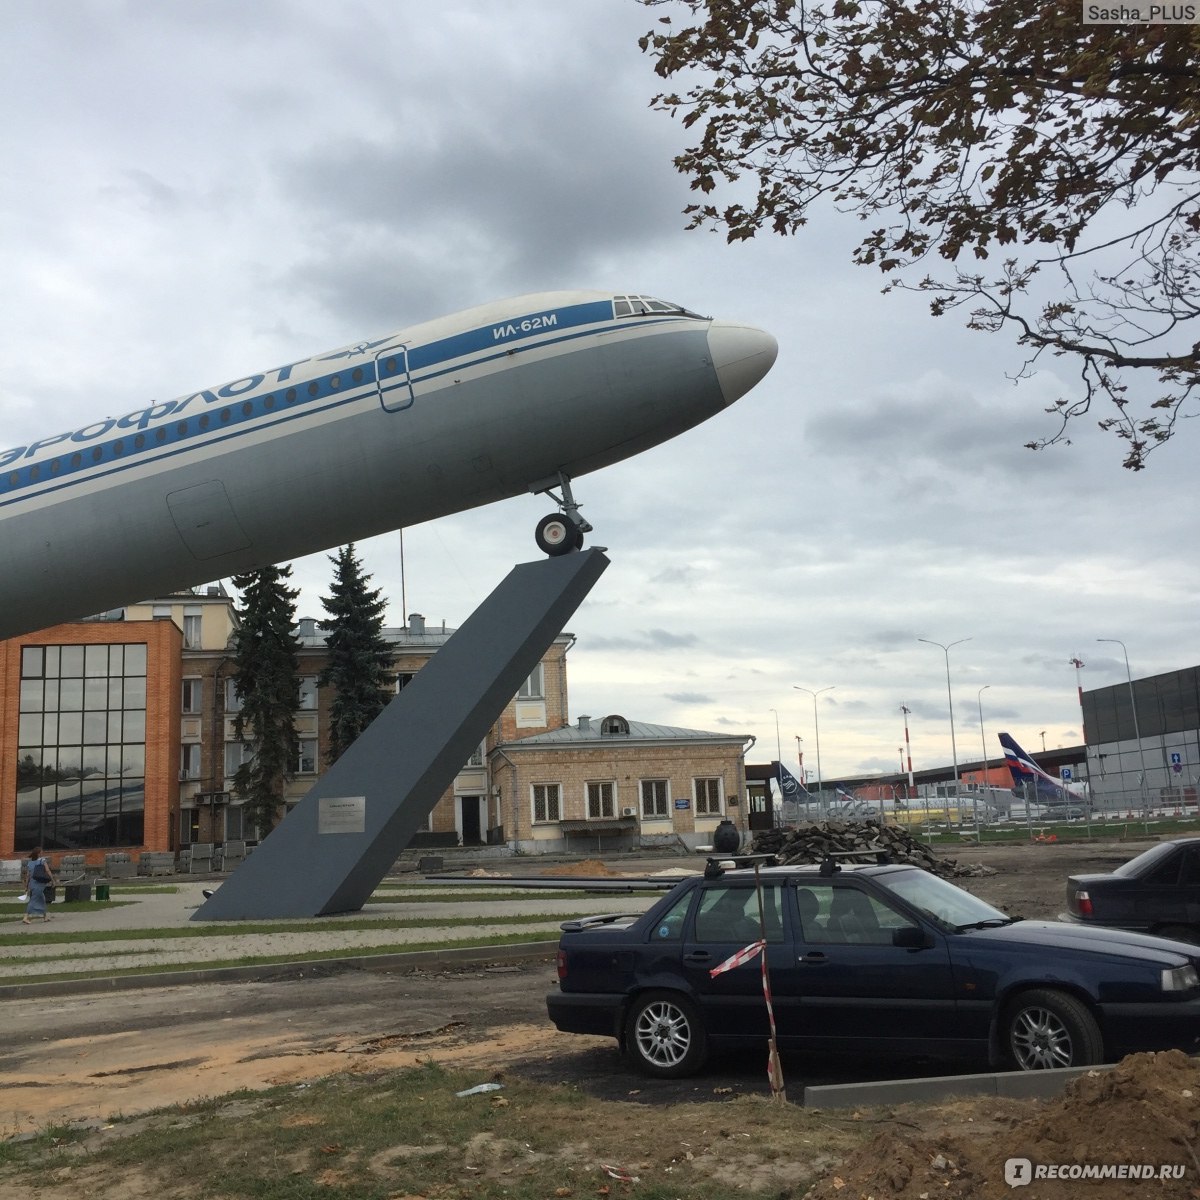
[22,847,56,924]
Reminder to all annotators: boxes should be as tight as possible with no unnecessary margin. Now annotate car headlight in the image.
[1161,964,1199,992]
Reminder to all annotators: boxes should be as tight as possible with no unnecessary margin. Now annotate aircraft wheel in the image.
[535,513,577,557]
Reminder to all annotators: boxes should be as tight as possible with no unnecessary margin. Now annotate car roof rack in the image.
[702,852,777,880]
[818,848,894,876]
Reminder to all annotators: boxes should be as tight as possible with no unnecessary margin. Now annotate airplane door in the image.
[376,345,414,412]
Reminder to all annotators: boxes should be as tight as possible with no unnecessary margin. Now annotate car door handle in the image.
[799,952,828,964]
[683,952,713,964]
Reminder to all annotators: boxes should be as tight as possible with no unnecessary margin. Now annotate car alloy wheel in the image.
[626,991,707,1078]
[1005,988,1103,1071]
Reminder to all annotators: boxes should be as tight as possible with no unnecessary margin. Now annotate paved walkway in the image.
[1,868,688,990]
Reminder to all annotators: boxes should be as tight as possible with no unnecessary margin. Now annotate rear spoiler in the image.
[558,913,638,932]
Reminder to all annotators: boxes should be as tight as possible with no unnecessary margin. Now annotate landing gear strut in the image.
[533,472,592,557]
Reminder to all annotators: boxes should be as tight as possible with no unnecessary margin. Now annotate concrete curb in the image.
[803,1061,1112,1108]
[0,940,559,1000]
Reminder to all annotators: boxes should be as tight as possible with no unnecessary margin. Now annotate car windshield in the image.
[877,868,1012,933]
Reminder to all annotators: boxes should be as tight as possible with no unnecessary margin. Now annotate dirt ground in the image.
[4,836,1199,1198]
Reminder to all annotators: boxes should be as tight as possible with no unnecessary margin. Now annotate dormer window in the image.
[600,714,630,736]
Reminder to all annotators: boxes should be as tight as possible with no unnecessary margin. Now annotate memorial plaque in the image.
[319,795,366,835]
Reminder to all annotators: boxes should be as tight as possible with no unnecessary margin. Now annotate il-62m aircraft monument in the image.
[1,289,777,918]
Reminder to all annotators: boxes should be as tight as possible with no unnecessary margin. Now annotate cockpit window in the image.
[613,294,706,320]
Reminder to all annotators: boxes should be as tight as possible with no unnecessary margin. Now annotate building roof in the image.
[292,612,574,652]
[504,714,751,750]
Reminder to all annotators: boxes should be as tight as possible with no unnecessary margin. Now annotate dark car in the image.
[1063,837,1200,942]
[547,859,1200,1078]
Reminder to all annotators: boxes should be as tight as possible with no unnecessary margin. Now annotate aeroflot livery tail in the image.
[998,732,1089,804]
[0,290,777,641]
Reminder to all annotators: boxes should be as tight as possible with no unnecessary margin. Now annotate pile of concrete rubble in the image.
[749,820,995,879]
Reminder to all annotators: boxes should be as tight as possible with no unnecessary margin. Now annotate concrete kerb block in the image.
[802,1062,1111,1109]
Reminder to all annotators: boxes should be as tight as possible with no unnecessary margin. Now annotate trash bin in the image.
[95,882,110,901]
[65,881,93,903]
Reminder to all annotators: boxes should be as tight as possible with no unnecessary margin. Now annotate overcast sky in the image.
[4,1,1197,785]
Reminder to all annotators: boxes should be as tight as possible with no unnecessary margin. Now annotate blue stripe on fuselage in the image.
[0,302,698,507]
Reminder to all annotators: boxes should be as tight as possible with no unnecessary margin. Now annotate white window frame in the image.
[180,743,202,780]
[224,740,255,778]
[587,780,616,819]
[182,612,202,649]
[695,776,723,816]
[182,677,203,714]
[518,663,545,700]
[640,778,669,819]
[224,676,243,714]
[296,738,318,774]
[532,782,562,823]
[298,676,318,711]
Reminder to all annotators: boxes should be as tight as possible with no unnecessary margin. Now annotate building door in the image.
[460,796,482,845]
[747,783,774,831]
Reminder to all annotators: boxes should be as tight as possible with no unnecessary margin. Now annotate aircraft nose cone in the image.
[707,322,778,405]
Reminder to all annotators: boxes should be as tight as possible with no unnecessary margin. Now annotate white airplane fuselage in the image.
[0,290,776,640]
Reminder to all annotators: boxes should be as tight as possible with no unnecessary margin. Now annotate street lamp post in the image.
[793,686,834,816]
[918,638,971,819]
[769,708,783,806]
[976,684,991,836]
[900,704,914,798]
[1097,638,1150,817]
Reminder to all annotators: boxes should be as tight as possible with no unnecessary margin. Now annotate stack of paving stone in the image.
[750,820,993,879]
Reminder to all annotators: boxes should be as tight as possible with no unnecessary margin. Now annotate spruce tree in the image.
[318,544,394,763]
[230,564,302,835]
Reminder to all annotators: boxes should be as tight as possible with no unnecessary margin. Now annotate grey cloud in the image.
[588,628,700,653]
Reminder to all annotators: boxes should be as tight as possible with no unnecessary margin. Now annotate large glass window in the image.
[16,641,147,850]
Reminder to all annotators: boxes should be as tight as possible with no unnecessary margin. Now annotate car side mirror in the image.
[892,925,932,949]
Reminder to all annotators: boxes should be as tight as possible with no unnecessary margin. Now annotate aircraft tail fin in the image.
[998,732,1076,803]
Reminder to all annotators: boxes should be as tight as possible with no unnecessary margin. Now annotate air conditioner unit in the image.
[621,807,637,818]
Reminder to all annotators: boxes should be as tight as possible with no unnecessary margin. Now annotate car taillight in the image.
[557,949,568,980]
[1074,889,1093,917]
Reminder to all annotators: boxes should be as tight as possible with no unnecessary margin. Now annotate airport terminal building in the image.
[0,586,750,865]
[1082,665,1200,809]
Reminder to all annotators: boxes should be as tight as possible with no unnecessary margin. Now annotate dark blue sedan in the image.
[1064,837,1200,941]
[547,860,1200,1077]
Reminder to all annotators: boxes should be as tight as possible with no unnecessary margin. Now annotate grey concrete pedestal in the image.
[195,549,608,920]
